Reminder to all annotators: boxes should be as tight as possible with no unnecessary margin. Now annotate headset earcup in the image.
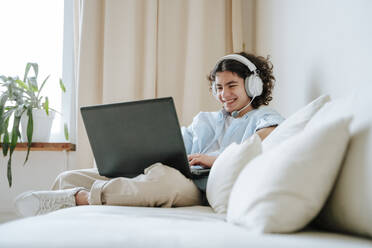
[245,77,251,97]
[246,74,263,97]
[212,82,219,99]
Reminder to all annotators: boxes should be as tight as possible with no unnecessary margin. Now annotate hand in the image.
[188,154,217,168]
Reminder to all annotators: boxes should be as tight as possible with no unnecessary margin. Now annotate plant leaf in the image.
[2,119,10,156]
[23,63,32,82]
[31,63,39,79]
[7,115,21,188]
[24,107,33,164]
[4,108,15,120]
[10,115,21,148]
[0,94,8,135]
[59,78,66,92]
[24,63,38,82]
[15,104,25,118]
[38,75,50,97]
[64,123,69,141]
[15,79,29,91]
[0,75,8,82]
[28,77,38,92]
[43,97,49,115]
[7,157,12,187]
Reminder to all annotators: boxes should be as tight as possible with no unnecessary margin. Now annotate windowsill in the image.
[0,143,76,151]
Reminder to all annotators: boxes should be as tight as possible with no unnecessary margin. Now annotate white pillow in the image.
[227,116,351,233]
[206,134,262,214]
[262,94,330,151]
[304,95,372,237]
[305,96,353,131]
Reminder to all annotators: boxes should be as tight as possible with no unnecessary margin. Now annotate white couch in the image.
[0,206,371,248]
[1,93,372,247]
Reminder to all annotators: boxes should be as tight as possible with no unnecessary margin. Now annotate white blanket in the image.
[0,206,371,248]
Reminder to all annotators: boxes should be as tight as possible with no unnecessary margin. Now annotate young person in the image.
[15,52,284,216]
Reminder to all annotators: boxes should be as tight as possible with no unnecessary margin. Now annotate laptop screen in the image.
[80,97,192,179]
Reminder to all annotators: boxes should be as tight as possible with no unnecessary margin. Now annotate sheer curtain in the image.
[73,0,248,169]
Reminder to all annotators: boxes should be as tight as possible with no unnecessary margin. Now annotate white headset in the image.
[212,54,263,98]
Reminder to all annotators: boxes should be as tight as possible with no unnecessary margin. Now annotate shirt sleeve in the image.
[181,125,193,155]
[254,108,285,132]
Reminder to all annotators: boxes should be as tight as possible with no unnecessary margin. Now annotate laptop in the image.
[80,97,210,179]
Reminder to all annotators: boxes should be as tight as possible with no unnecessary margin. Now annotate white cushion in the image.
[206,134,262,214]
[305,96,353,130]
[308,95,372,238]
[1,205,372,248]
[262,94,330,151]
[227,116,351,233]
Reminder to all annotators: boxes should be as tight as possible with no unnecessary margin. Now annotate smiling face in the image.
[215,71,252,116]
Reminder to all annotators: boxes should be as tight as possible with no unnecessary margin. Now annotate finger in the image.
[189,158,200,165]
[189,159,196,165]
[188,154,200,160]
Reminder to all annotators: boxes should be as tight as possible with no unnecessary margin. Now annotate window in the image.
[0,0,74,142]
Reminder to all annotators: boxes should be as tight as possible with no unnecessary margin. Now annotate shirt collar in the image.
[218,108,257,121]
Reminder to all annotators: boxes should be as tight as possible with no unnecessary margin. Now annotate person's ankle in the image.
[75,190,90,205]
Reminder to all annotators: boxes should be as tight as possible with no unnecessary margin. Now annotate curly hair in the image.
[207,52,275,109]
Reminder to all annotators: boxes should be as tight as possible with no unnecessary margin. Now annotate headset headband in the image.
[214,54,257,73]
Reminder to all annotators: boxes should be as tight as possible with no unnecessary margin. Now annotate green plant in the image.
[0,62,68,187]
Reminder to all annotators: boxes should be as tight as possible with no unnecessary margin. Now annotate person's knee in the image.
[57,170,76,182]
[145,163,184,179]
[146,164,202,206]
[52,170,82,190]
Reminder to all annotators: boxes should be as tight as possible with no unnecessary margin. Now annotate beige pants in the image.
[51,163,202,207]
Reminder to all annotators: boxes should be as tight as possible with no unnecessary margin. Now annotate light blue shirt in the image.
[182,106,284,156]
[181,106,284,192]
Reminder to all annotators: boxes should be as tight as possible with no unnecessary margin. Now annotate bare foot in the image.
[75,190,90,205]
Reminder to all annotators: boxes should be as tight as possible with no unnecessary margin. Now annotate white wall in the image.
[0,152,76,212]
[253,0,372,116]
